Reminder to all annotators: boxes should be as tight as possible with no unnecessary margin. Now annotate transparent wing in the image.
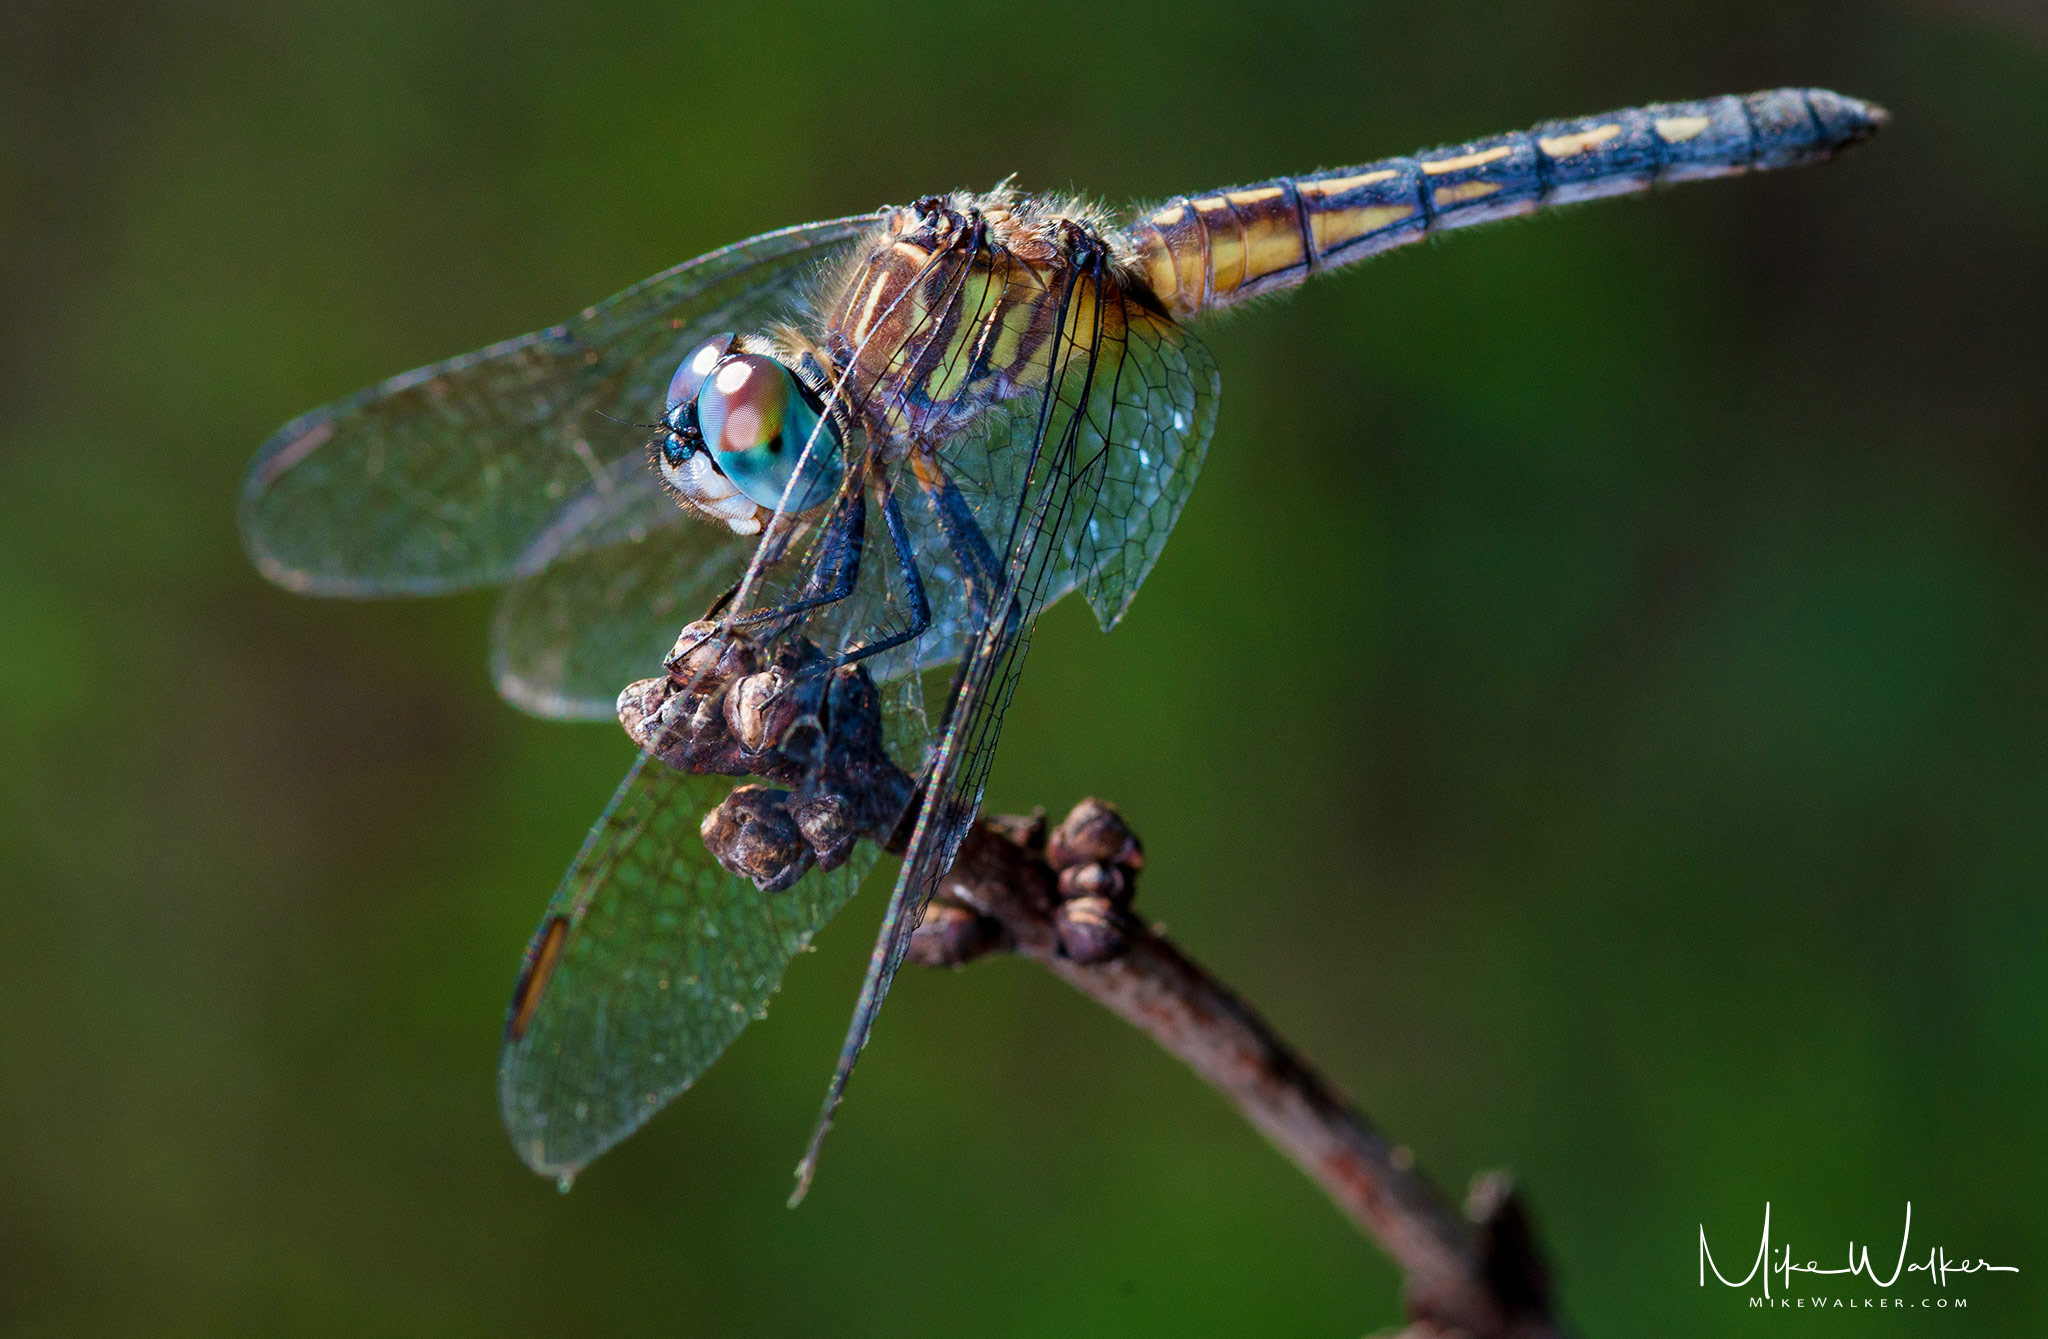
[491,457,750,720]
[791,253,1149,1199]
[926,306,1215,641]
[1060,306,1219,629]
[880,415,1075,674]
[241,214,879,597]
[491,526,751,721]
[498,751,880,1181]
[497,216,1212,1191]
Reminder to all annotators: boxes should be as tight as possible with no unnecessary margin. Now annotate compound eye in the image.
[694,353,843,512]
[663,333,736,428]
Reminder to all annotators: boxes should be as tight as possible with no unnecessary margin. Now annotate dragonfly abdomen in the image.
[1127,87,1886,318]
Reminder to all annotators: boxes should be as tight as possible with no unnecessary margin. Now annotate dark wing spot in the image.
[507,914,570,1041]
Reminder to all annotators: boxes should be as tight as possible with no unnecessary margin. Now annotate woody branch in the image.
[621,629,1567,1336]
[912,801,1568,1339]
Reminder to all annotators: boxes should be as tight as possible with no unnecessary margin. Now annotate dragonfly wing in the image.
[498,750,880,1180]
[1060,307,1219,629]
[790,252,1154,1200]
[242,214,879,597]
[491,457,750,720]
[923,308,1214,643]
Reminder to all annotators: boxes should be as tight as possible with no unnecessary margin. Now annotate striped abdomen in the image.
[1127,87,1886,318]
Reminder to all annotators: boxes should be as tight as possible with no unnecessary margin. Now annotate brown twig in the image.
[627,637,1565,1334]
[916,801,1567,1339]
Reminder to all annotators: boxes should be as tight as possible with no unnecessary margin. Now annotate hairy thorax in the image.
[812,190,1143,458]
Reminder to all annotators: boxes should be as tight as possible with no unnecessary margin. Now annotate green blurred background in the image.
[4,1,2045,1334]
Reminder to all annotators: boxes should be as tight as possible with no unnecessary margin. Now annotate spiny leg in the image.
[829,468,933,668]
[912,454,1002,626]
[666,482,870,688]
[723,482,869,636]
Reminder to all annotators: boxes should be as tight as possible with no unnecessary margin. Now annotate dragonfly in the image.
[241,87,1884,1199]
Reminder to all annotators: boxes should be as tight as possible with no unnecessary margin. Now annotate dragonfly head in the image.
[652,333,845,533]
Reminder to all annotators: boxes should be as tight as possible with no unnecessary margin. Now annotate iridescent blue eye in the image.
[664,333,735,430]
[693,353,843,513]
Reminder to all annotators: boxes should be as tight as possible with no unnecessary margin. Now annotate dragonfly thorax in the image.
[821,190,1136,454]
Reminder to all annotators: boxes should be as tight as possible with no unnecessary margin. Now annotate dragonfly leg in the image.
[829,469,932,668]
[724,485,868,632]
[913,458,1001,625]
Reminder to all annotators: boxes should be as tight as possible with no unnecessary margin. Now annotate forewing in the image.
[498,751,879,1180]
[242,214,879,597]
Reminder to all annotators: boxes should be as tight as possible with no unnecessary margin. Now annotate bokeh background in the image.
[4,1,2045,1334]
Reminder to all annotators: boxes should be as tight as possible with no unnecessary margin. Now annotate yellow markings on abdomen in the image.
[1243,214,1306,285]
[1430,180,1502,206]
[1654,114,1712,143]
[1422,144,1515,175]
[1137,203,1206,311]
[1298,170,1411,255]
[1537,123,1623,157]
[1132,184,1325,313]
[1189,195,1247,292]
[1300,168,1397,197]
[1311,203,1414,255]
[1223,186,1285,207]
[1132,88,1887,319]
